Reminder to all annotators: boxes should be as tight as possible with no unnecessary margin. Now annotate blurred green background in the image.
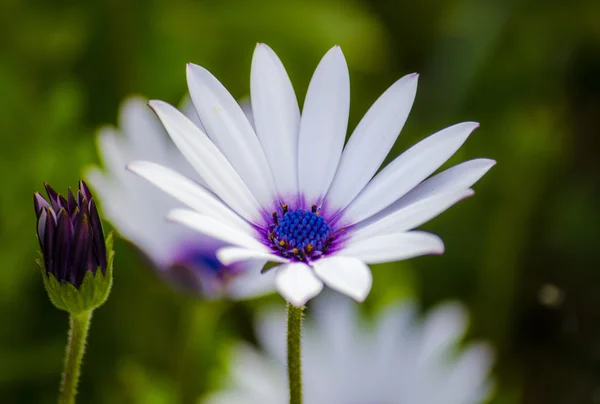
[2,0,600,403]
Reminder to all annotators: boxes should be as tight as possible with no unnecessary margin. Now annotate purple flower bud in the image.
[33,181,107,287]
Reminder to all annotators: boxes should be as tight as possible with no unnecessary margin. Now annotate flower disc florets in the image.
[268,204,333,262]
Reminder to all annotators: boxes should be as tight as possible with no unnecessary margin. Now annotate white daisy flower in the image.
[86,96,276,298]
[128,43,495,306]
[203,295,495,404]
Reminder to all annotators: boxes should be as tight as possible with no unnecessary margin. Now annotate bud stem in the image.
[58,310,93,404]
[287,303,303,404]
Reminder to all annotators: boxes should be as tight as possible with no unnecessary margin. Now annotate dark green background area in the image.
[1,0,600,403]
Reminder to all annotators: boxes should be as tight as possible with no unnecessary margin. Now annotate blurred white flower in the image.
[128,43,494,306]
[204,295,494,404]
[86,96,275,298]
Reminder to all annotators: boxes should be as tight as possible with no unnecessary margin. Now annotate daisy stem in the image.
[58,310,93,404]
[287,303,304,404]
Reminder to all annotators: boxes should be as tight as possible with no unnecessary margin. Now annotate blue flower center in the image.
[268,204,333,261]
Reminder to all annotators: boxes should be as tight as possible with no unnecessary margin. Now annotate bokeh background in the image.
[2,0,600,402]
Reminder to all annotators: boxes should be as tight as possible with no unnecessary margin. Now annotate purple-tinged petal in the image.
[56,194,68,210]
[54,208,73,282]
[80,196,89,217]
[88,199,107,271]
[77,189,85,207]
[79,180,93,201]
[70,214,92,287]
[37,208,48,249]
[43,207,57,277]
[33,193,51,217]
[67,189,77,215]
[44,183,59,208]
[70,207,81,231]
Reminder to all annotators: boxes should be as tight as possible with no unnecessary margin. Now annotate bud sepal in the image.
[38,233,114,315]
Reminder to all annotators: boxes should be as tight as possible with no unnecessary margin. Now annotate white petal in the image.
[325,73,419,212]
[251,43,301,200]
[341,231,445,264]
[168,209,267,252]
[224,260,278,300]
[298,46,350,205]
[255,306,287,364]
[96,127,128,180]
[127,161,253,233]
[275,263,323,306]
[120,97,169,163]
[350,188,474,242]
[239,98,255,129]
[339,122,479,226]
[433,343,495,404]
[187,64,277,210]
[179,95,207,133]
[418,303,468,367]
[224,343,287,402]
[148,100,262,223]
[217,247,288,266]
[392,158,495,209]
[312,256,372,302]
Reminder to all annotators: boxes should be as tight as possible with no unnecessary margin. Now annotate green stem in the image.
[287,303,303,404]
[58,310,93,404]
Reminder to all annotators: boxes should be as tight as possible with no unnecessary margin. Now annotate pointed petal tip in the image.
[463,188,476,199]
[254,43,277,57]
[352,293,368,303]
[468,121,481,131]
[79,180,92,197]
[34,192,50,215]
[418,232,446,255]
[399,72,419,88]
[44,182,58,197]
[186,62,202,74]
[348,281,372,302]
[446,121,480,135]
[278,289,312,307]
[275,264,323,307]
[325,45,346,62]
[147,99,165,111]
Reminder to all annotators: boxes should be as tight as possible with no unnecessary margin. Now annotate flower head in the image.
[34,181,113,314]
[204,295,495,404]
[34,181,107,287]
[86,97,275,298]
[129,44,495,306]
